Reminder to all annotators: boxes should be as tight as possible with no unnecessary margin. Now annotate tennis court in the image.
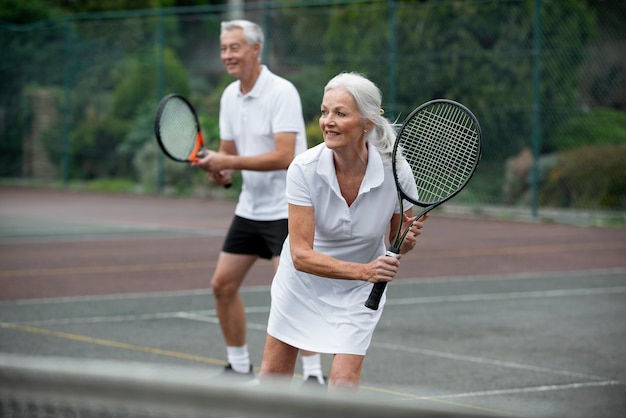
[0,187,625,417]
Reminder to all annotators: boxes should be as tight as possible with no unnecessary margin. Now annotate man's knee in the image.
[211,274,240,299]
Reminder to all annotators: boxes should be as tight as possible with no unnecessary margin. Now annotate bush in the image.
[133,140,201,195]
[305,119,323,148]
[539,145,626,209]
[545,107,626,152]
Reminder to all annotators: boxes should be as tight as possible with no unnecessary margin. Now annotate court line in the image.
[401,240,626,259]
[372,342,612,381]
[420,380,624,400]
[357,385,518,416]
[386,285,626,306]
[0,260,219,277]
[2,268,624,306]
[10,309,269,330]
[9,284,625,328]
[395,268,626,285]
[0,321,225,366]
[1,240,623,278]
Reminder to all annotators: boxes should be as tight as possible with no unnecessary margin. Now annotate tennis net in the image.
[0,354,498,418]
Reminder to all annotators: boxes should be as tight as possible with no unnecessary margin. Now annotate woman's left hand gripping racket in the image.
[154,93,231,188]
[365,99,482,310]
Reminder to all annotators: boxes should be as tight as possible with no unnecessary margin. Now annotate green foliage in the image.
[198,113,221,151]
[324,3,391,102]
[305,119,323,148]
[41,114,133,180]
[113,48,189,120]
[321,0,597,163]
[69,116,132,179]
[132,139,242,198]
[85,178,137,193]
[119,105,157,156]
[133,139,201,194]
[545,108,626,152]
[539,146,626,209]
[0,0,51,23]
[285,66,329,122]
[45,0,159,14]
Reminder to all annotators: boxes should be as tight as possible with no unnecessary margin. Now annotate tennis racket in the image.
[365,99,482,310]
[154,93,231,188]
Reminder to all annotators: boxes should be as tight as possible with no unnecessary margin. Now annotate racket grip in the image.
[364,249,399,310]
[365,282,387,310]
[224,183,232,189]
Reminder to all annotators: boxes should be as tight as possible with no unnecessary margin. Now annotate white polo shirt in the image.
[219,66,307,220]
[267,143,417,355]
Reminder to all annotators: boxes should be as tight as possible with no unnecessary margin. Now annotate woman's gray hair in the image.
[324,72,397,164]
[221,20,264,62]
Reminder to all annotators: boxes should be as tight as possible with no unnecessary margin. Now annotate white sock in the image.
[226,345,250,374]
[301,353,325,383]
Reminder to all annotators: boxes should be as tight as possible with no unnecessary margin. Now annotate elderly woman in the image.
[259,72,428,390]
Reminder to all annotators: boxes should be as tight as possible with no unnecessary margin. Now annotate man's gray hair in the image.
[221,20,264,61]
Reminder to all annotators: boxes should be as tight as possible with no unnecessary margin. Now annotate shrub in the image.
[539,145,626,209]
[545,107,626,152]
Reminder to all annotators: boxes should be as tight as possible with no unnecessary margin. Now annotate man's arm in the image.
[198,132,297,173]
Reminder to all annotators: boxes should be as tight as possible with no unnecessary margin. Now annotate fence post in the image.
[156,11,165,193]
[387,0,398,119]
[531,0,542,218]
[62,18,73,186]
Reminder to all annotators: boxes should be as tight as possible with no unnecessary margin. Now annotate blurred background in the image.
[1,0,624,225]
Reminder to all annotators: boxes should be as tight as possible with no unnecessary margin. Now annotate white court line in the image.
[177,311,268,331]
[17,308,270,331]
[386,285,626,306]
[394,267,626,285]
[371,341,611,381]
[2,268,623,306]
[17,311,214,326]
[15,285,624,327]
[418,380,624,400]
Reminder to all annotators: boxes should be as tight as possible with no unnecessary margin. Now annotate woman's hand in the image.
[399,212,428,254]
[362,255,400,283]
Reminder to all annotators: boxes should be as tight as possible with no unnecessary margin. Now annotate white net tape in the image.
[0,354,496,418]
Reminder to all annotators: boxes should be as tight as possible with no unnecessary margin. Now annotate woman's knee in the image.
[329,354,363,389]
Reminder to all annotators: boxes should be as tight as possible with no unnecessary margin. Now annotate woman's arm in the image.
[288,204,399,283]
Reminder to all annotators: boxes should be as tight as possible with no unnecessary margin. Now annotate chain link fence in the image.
[1,0,624,224]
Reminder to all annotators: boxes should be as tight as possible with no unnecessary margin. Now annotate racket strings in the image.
[157,97,199,160]
[399,103,480,205]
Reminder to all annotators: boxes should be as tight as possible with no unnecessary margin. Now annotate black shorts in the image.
[222,216,288,260]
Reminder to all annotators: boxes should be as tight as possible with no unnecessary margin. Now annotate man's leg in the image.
[212,252,258,373]
[301,351,325,384]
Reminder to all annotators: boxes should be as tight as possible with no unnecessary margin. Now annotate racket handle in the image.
[365,282,387,310]
[224,183,232,189]
[364,249,399,310]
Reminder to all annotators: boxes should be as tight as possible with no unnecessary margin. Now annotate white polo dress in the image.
[267,143,416,355]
